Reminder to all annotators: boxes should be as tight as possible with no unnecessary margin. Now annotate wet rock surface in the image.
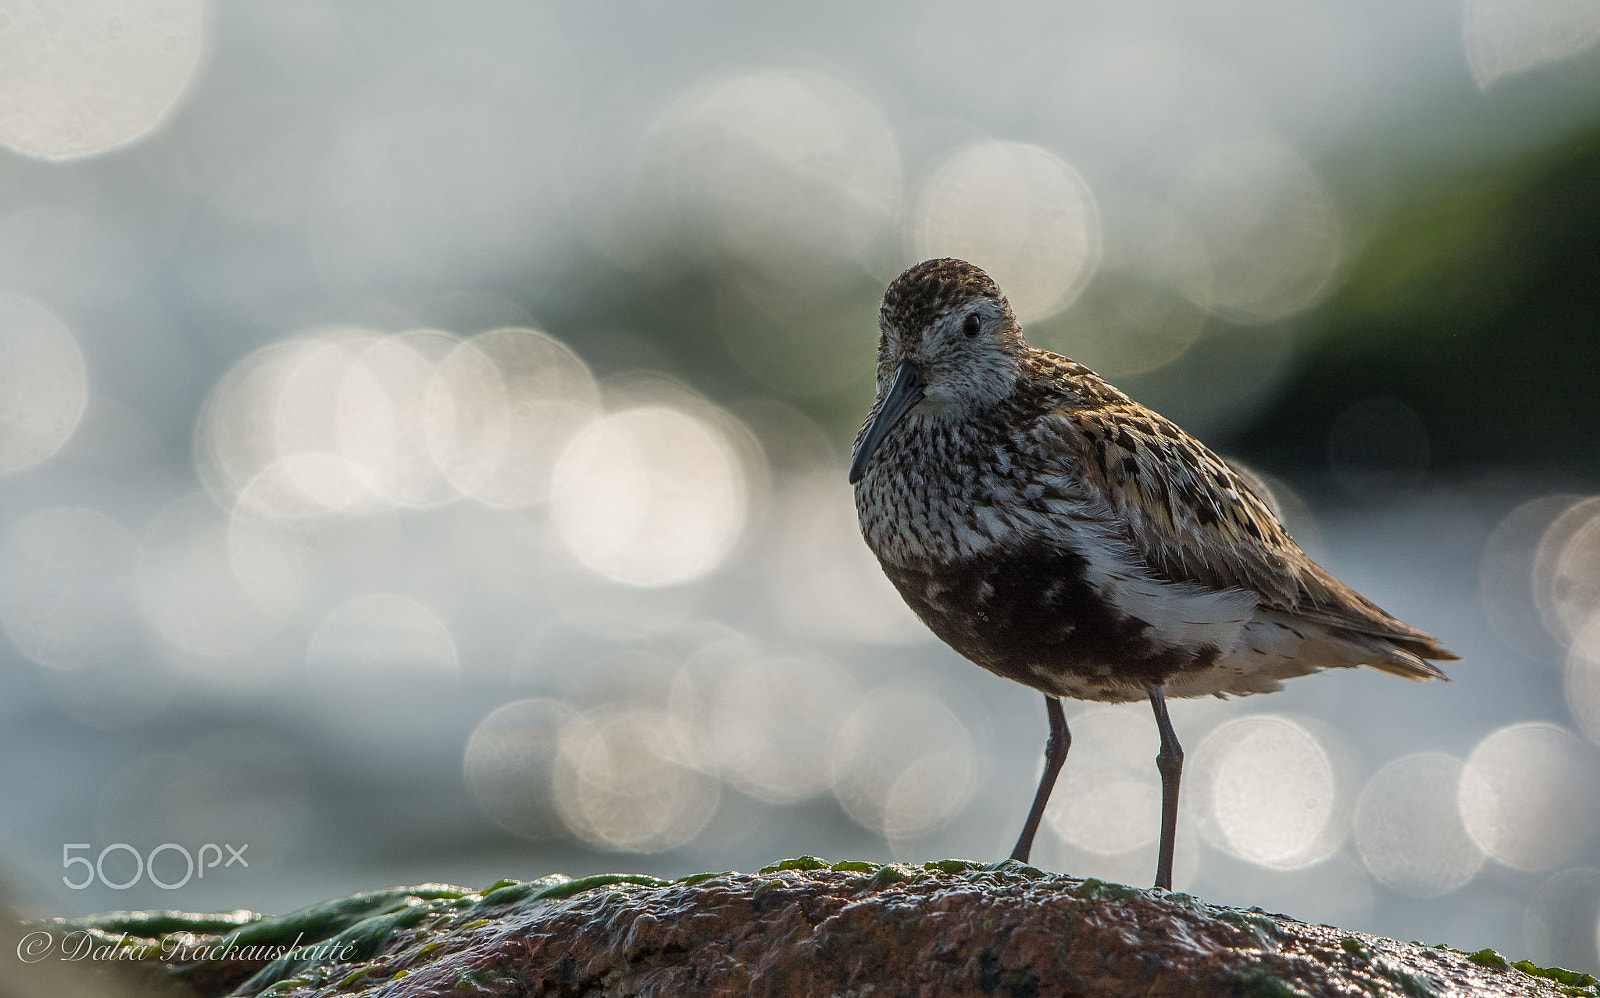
[31,858,1599,997]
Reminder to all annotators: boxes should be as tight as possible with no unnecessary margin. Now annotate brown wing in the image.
[1029,357,1456,671]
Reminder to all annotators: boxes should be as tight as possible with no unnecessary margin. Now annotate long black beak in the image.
[849,359,924,485]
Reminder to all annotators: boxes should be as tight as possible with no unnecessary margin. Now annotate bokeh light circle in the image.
[1566,617,1600,744]
[1032,267,1207,380]
[0,293,89,473]
[1197,715,1343,869]
[1543,502,1600,647]
[198,326,605,517]
[140,493,286,658]
[1044,708,1161,855]
[272,334,388,514]
[1523,867,1600,974]
[425,328,601,507]
[0,0,207,160]
[551,406,747,587]
[1459,722,1600,872]
[335,331,460,508]
[551,706,718,853]
[640,69,901,280]
[706,653,860,804]
[464,698,576,840]
[912,140,1101,322]
[1479,494,1584,658]
[1167,137,1342,323]
[1354,752,1485,897]
[195,334,381,514]
[829,689,974,840]
[773,475,932,644]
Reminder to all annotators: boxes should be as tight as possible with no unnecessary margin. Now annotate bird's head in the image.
[849,258,1027,484]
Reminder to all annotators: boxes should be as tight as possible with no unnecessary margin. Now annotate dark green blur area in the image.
[1247,121,1600,476]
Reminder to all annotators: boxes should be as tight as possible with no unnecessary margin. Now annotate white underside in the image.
[1027,609,1370,703]
[1028,530,1379,703]
[1072,519,1257,652]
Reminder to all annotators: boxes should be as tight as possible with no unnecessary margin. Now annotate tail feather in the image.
[1344,632,1452,682]
[1253,609,1454,682]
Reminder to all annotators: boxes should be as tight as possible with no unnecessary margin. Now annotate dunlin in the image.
[849,258,1454,889]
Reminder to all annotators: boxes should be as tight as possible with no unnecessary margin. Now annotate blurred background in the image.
[3,0,1600,976]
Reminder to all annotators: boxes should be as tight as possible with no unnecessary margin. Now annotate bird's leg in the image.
[1147,683,1183,890]
[1009,695,1069,863]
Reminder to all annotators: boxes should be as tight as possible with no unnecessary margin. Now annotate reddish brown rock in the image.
[19,860,1595,997]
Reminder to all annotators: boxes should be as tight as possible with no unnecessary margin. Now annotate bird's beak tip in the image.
[848,358,923,488]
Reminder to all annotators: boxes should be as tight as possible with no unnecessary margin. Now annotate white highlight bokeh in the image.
[912,140,1101,323]
[830,688,975,841]
[1355,752,1485,897]
[197,326,607,520]
[464,698,576,840]
[335,331,460,508]
[1168,138,1342,323]
[1194,714,1344,869]
[1540,501,1600,647]
[226,497,402,624]
[426,327,601,508]
[1568,617,1600,744]
[1044,708,1161,855]
[0,0,206,160]
[0,293,88,473]
[773,475,930,644]
[1523,867,1600,973]
[272,334,390,514]
[704,653,860,804]
[552,706,719,853]
[551,406,747,587]
[195,336,349,512]
[1460,722,1600,872]
[1479,494,1584,657]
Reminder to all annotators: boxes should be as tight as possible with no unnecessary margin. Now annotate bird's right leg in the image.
[1148,683,1183,890]
[1009,695,1069,863]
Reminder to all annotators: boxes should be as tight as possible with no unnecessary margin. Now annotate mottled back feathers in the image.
[1024,352,1454,675]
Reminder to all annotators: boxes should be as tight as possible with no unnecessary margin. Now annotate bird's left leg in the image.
[1147,683,1182,890]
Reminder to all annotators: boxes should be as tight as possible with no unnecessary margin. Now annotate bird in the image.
[848,258,1454,890]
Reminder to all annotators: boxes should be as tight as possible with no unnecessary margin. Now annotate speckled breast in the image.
[854,416,1224,702]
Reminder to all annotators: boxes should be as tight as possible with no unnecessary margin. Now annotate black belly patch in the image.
[883,546,1221,695]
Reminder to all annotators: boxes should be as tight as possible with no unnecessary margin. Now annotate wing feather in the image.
[1022,357,1456,669]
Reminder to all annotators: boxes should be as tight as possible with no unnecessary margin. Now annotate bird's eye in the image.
[962,313,981,337]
